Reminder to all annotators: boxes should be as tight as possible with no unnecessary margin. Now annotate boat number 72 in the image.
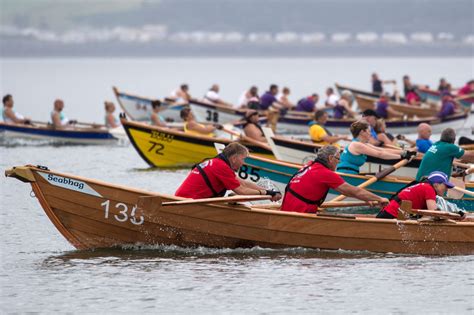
[100,200,144,225]
[238,165,260,182]
[148,141,164,155]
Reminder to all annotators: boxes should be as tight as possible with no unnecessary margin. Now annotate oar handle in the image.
[330,159,409,203]
[162,195,272,206]
[452,186,474,197]
[320,201,377,208]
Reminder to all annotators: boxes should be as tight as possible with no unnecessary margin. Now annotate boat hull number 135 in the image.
[100,200,144,225]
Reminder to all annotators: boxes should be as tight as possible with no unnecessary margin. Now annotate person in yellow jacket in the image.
[309,110,350,146]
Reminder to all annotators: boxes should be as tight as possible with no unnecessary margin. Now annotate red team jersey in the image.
[175,157,240,199]
[383,183,436,217]
[281,162,345,213]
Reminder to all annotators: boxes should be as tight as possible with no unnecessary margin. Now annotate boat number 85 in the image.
[238,165,260,182]
[206,110,219,122]
[100,200,144,225]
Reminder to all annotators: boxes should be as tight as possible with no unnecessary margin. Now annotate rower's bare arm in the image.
[335,183,389,204]
[52,113,62,128]
[426,199,438,210]
[188,121,215,133]
[244,126,267,142]
[460,151,474,163]
[353,142,401,159]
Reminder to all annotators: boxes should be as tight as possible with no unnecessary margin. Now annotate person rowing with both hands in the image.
[336,121,417,175]
[175,142,281,201]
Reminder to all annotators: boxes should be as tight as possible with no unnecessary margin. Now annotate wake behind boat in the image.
[5,165,474,255]
[0,121,125,145]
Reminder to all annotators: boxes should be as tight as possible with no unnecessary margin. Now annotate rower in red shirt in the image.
[175,142,282,201]
[376,171,455,219]
[281,145,389,213]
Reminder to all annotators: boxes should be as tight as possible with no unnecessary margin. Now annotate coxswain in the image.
[280,145,389,213]
[243,110,266,143]
[416,128,474,180]
[175,142,282,201]
[2,94,30,124]
[336,121,416,174]
[180,108,221,136]
[376,171,460,219]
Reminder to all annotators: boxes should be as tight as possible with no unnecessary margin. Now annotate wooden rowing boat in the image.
[238,153,474,210]
[113,86,186,122]
[417,87,473,107]
[0,121,125,145]
[121,118,273,168]
[354,94,439,118]
[335,83,407,103]
[5,165,474,255]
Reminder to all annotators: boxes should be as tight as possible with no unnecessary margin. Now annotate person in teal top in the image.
[337,121,415,174]
[416,128,474,180]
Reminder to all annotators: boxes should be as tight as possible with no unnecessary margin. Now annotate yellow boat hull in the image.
[122,120,274,168]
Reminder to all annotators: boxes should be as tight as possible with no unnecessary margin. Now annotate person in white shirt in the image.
[237,86,259,109]
[322,87,340,116]
[170,84,192,103]
[204,84,232,107]
[2,94,30,124]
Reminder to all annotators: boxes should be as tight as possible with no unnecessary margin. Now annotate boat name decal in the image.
[150,131,174,143]
[39,173,102,197]
[101,199,144,225]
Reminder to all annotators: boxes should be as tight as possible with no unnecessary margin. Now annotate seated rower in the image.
[336,121,416,174]
[150,100,167,127]
[204,84,232,107]
[416,128,474,180]
[2,94,30,124]
[170,83,192,103]
[277,87,295,110]
[309,110,349,146]
[396,123,432,153]
[180,108,221,136]
[51,99,76,129]
[406,87,422,106]
[361,109,383,146]
[281,145,389,214]
[333,90,356,119]
[259,84,289,112]
[376,171,455,219]
[175,142,282,201]
[243,110,266,143]
[438,91,457,119]
[375,93,404,119]
[374,119,398,147]
[295,93,319,112]
[104,101,120,128]
[237,86,259,109]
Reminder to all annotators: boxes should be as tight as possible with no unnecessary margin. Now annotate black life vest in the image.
[243,121,264,137]
[283,158,332,207]
[193,153,232,197]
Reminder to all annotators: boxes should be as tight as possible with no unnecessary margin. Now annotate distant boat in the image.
[6,164,474,255]
[113,86,186,122]
[417,87,473,108]
[0,121,125,145]
[354,94,439,118]
[121,118,273,168]
[335,83,407,103]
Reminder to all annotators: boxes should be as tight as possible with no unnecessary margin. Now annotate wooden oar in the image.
[137,195,272,212]
[319,201,378,208]
[451,186,474,197]
[330,159,410,202]
[221,127,272,152]
[397,200,463,221]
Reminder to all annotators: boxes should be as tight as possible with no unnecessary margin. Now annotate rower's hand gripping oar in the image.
[330,158,411,203]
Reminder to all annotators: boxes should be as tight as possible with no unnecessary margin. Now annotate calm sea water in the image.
[1,58,473,313]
